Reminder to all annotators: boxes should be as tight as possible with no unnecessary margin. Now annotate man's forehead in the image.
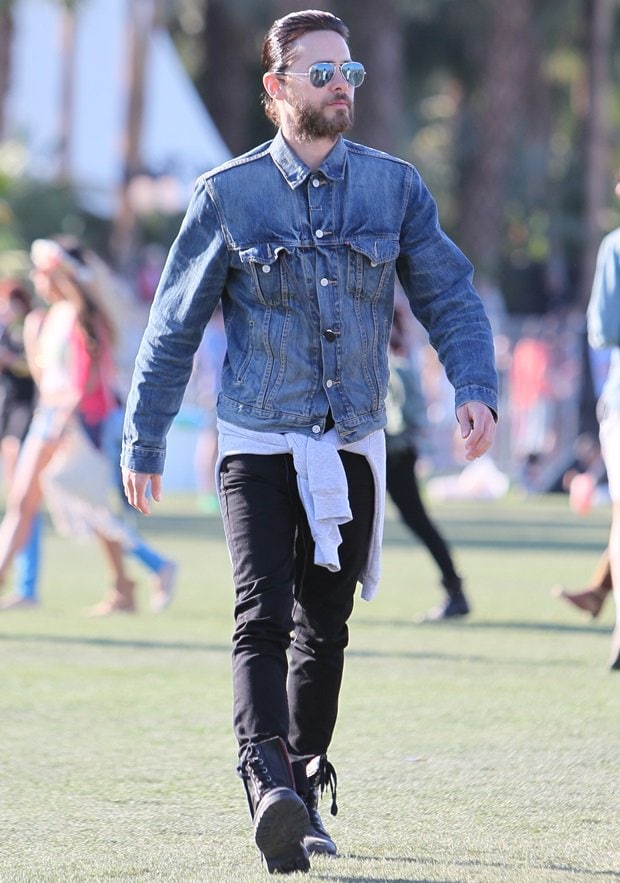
[290,30,351,64]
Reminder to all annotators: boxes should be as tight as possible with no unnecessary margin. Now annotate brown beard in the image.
[288,93,354,141]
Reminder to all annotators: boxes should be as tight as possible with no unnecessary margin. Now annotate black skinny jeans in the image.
[385,446,458,583]
[218,451,374,758]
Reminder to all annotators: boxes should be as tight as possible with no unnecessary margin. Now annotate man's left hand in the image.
[456,401,496,461]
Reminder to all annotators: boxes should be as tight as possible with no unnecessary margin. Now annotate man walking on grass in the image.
[121,9,497,874]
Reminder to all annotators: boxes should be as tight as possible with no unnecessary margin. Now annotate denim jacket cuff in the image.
[454,386,498,421]
[120,444,166,476]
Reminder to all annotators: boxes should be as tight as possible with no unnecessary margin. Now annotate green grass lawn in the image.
[1,493,618,882]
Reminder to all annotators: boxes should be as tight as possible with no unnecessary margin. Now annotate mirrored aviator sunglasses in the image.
[282,61,366,88]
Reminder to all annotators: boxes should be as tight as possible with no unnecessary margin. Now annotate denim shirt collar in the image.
[269,130,347,189]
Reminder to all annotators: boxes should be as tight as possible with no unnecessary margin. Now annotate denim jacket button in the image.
[315,229,324,238]
[311,424,321,434]
[320,278,329,287]
[261,265,271,273]
[326,379,334,388]
[312,178,321,188]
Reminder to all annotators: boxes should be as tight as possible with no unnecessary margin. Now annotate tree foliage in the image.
[2,0,620,315]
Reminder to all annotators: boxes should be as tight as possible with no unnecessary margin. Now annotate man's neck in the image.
[280,128,338,171]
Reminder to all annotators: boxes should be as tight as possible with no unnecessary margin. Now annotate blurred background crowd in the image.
[1,0,619,500]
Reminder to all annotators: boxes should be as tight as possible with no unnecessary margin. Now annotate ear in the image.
[263,72,285,101]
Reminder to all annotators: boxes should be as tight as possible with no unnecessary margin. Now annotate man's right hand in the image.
[122,468,162,515]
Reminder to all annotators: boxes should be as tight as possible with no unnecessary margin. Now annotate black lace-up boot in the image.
[238,736,310,874]
[292,754,338,856]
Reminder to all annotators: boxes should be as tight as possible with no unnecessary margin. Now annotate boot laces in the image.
[238,744,274,790]
[310,755,338,817]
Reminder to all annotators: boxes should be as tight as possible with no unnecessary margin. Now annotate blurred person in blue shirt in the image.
[586,170,620,670]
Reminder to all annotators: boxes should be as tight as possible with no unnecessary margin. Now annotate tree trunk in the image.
[580,0,614,306]
[0,6,14,141]
[457,0,534,279]
[57,6,76,182]
[335,0,402,153]
[110,0,155,273]
[200,0,250,155]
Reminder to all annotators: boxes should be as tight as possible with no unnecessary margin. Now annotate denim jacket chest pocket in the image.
[237,243,292,306]
[347,237,400,301]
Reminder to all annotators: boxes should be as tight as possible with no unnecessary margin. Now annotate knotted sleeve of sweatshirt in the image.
[216,419,385,598]
[288,433,352,572]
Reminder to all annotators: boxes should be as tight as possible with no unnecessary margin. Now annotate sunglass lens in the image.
[307,61,366,88]
[342,62,366,87]
[309,63,335,87]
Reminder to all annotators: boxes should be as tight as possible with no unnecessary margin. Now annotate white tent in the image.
[4,0,230,216]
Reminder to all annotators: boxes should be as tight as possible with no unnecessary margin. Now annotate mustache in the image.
[323,92,352,109]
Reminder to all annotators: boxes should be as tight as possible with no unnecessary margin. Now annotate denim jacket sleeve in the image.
[396,169,498,417]
[587,229,620,350]
[121,178,229,474]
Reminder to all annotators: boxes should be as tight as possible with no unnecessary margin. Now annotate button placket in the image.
[309,176,339,411]
[308,174,331,243]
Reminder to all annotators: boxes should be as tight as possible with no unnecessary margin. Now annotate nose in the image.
[331,64,350,88]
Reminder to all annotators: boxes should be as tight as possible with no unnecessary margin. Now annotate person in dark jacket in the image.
[385,303,470,621]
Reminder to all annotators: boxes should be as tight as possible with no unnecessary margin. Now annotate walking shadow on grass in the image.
[331,853,620,881]
[354,616,609,636]
[0,631,229,653]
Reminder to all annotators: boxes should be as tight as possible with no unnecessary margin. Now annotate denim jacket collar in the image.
[269,130,347,189]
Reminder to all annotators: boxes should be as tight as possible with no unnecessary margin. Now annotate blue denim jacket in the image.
[587,227,620,414]
[122,131,497,474]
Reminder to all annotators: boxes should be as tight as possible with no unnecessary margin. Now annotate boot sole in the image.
[253,787,310,874]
